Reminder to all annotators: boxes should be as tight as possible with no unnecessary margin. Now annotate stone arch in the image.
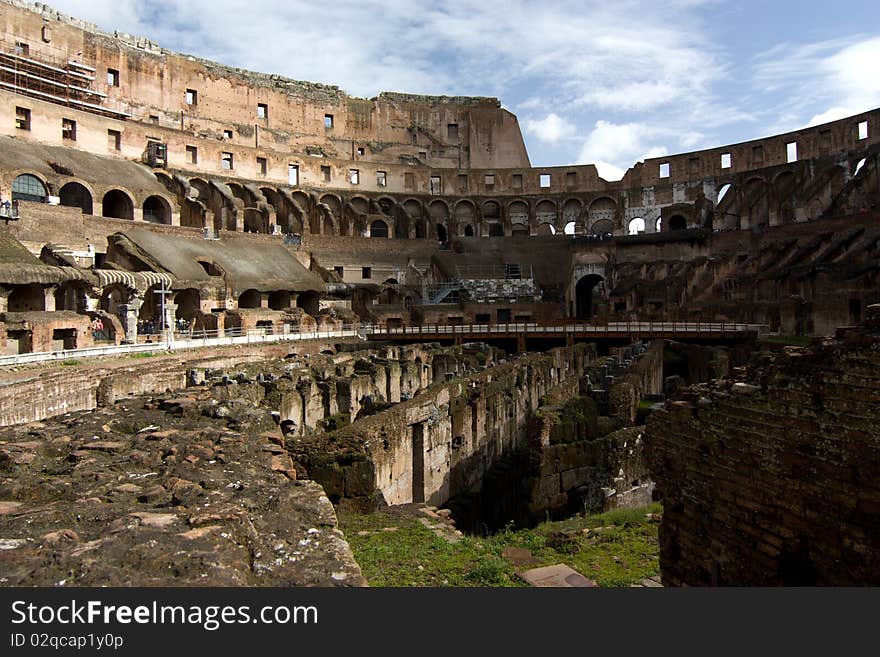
[100,283,134,316]
[143,195,171,224]
[58,181,93,214]
[403,198,426,238]
[628,217,645,235]
[742,177,769,229]
[535,199,557,230]
[454,199,476,236]
[562,198,582,232]
[12,173,48,202]
[350,196,370,215]
[174,289,201,321]
[428,200,450,240]
[575,274,603,319]
[377,196,396,216]
[507,199,529,233]
[536,222,556,235]
[318,193,341,235]
[588,197,616,232]
[102,189,134,220]
[238,289,261,309]
[370,219,389,238]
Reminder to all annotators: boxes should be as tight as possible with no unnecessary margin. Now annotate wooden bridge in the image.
[364,321,764,348]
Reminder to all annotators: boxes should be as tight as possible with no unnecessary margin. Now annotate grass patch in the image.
[757,334,811,347]
[129,351,156,359]
[61,359,81,366]
[338,502,661,587]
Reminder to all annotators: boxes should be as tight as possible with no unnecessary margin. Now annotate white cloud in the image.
[524,114,575,143]
[576,120,670,176]
[754,36,880,133]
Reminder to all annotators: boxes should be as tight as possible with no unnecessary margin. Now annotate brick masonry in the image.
[645,311,880,585]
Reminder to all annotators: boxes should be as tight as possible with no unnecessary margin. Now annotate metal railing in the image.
[0,324,363,367]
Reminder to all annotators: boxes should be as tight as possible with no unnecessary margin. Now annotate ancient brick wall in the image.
[291,343,597,510]
[645,328,880,585]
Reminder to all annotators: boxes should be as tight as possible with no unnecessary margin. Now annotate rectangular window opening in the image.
[458,174,468,192]
[321,165,331,182]
[62,118,76,141]
[362,267,372,279]
[107,129,121,151]
[257,157,268,175]
[334,266,344,277]
[107,68,119,87]
[752,145,764,163]
[221,152,234,170]
[15,41,29,56]
[659,162,670,179]
[430,176,442,195]
[186,145,198,164]
[512,174,523,189]
[786,142,798,163]
[447,123,459,140]
[324,114,334,128]
[566,171,577,187]
[356,146,365,156]
[185,89,197,106]
[858,121,868,140]
[257,103,268,119]
[539,173,551,188]
[288,164,299,186]
[720,153,732,169]
[484,174,495,189]
[148,115,159,125]
[223,129,233,140]
[15,106,30,131]
[377,171,387,187]
[404,172,414,190]
[349,169,360,185]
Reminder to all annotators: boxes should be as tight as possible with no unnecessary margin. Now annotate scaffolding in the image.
[0,43,130,120]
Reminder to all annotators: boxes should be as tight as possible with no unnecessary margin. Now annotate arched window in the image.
[143,196,170,224]
[102,190,133,220]
[370,219,388,238]
[12,174,47,202]
[59,182,93,214]
[628,217,645,235]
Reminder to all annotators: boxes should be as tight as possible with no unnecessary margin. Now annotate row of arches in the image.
[10,173,173,223]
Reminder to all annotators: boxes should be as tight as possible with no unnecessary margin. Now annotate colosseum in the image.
[0,0,877,588]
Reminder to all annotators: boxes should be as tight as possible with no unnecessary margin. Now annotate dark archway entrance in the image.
[669,215,687,231]
[575,274,603,319]
[59,182,93,214]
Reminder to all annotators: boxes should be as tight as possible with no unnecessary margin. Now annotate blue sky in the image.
[48,0,880,179]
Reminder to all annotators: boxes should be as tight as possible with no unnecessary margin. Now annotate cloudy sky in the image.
[48,0,880,179]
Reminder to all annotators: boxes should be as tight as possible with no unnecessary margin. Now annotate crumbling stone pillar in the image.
[43,285,57,312]
[119,298,143,344]
[163,302,178,341]
[0,286,9,313]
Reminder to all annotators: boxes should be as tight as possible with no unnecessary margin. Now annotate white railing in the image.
[0,325,363,367]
